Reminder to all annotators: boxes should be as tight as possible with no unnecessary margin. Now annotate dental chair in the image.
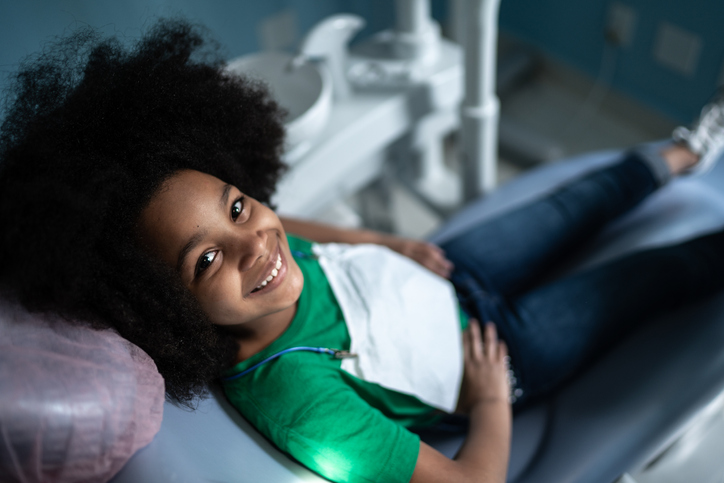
[107,145,724,483]
[3,146,723,483]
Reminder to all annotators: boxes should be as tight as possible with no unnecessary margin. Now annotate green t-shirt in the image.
[222,235,453,483]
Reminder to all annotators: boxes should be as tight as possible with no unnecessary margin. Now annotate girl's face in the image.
[138,170,303,332]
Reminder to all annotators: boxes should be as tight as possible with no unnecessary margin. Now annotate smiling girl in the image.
[139,170,305,359]
[2,20,723,483]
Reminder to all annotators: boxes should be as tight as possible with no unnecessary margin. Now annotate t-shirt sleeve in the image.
[225,363,420,483]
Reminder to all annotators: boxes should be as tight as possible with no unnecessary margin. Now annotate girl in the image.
[1,20,723,483]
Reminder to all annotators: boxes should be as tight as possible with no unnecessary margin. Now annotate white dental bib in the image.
[313,243,463,412]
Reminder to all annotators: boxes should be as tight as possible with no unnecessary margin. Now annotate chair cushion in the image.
[0,299,165,483]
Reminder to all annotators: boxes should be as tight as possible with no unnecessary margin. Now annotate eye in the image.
[231,196,245,221]
[195,250,218,275]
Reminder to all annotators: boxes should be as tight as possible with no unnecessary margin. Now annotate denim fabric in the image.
[440,151,724,406]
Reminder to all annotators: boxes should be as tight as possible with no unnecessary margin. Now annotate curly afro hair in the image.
[0,18,287,403]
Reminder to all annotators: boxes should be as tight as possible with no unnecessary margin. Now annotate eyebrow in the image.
[174,183,233,274]
[220,183,232,211]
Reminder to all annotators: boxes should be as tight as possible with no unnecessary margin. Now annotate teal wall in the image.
[1,0,721,124]
[499,0,724,123]
[0,0,394,102]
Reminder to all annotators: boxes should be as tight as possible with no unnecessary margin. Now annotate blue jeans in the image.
[439,152,724,406]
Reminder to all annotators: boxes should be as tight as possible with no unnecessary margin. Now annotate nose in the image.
[235,227,268,272]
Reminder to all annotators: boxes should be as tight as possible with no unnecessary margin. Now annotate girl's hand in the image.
[414,319,512,483]
[456,319,511,414]
[377,234,454,279]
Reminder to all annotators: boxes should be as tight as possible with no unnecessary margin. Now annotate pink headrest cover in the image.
[0,299,165,482]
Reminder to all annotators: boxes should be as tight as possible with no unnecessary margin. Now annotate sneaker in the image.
[672,89,724,174]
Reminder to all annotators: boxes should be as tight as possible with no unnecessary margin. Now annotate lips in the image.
[248,243,286,296]
[252,254,282,292]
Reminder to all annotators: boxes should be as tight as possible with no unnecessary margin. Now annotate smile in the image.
[252,254,282,293]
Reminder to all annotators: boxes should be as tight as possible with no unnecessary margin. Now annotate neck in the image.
[230,302,298,362]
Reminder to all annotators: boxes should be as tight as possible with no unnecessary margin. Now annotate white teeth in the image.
[254,254,283,291]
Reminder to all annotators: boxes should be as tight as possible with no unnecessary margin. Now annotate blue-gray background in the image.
[1,0,722,124]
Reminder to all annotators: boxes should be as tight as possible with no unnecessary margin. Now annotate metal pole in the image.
[461,0,501,201]
[396,0,431,35]
[393,0,439,63]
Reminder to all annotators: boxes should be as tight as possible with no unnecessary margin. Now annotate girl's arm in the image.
[411,320,512,483]
[280,217,453,278]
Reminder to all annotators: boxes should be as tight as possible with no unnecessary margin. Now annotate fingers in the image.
[414,243,454,279]
[460,320,512,410]
[424,243,454,277]
[484,322,499,359]
[468,320,505,362]
[498,340,508,359]
[383,236,454,278]
[468,319,484,361]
